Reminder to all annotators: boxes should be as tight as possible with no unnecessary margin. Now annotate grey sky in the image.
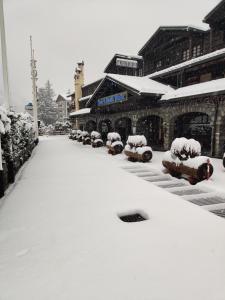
[0,0,220,110]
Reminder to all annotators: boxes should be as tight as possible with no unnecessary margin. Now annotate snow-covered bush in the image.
[127,135,147,147]
[106,132,124,155]
[125,135,152,162]
[91,131,101,139]
[91,131,103,148]
[82,131,89,137]
[171,138,201,160]
[107,132,121,142]
[0,107,35,177]
[163,137,213,184]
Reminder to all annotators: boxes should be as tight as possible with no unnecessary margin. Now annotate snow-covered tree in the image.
[37,80,58,125]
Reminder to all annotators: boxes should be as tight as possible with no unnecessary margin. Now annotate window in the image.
[156,60,162,69]
[193,45,201,58]
[116,58,138,69]
[183,49,190,61]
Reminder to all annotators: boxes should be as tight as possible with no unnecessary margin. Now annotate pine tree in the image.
[37,80,58,125]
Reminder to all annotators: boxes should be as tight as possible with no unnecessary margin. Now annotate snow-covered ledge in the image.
[69,108,91,117]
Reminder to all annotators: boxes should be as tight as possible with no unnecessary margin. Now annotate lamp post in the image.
[30,36,39,143]
[0,0,11,196]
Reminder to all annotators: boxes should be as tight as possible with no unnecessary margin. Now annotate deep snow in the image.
[0,136,225,300]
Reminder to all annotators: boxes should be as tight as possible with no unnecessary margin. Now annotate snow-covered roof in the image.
[106,74,174,95]
[79,94,93,102]
[82,78,103,88]
[203,0,225,23]
[139,26,206,55]
[161,77,225,100]
[69,108,91,117]
[149,48,225,79]
[104,53,143,73]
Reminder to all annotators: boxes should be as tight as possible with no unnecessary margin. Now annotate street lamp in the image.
[0,0,11,196]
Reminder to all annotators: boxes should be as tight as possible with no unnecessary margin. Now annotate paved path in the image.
[0,136,225,300]
[122,165,225,218]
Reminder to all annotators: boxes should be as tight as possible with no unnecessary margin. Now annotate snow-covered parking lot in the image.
[0,135,225,300]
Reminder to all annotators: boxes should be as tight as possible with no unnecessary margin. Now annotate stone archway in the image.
[85,120,97,133]
[115,117,132,143]
[136,115,164,150]
[173,112,212,154]
[98,119,112,142]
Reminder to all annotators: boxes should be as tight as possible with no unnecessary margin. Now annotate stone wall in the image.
[70,95,225,158]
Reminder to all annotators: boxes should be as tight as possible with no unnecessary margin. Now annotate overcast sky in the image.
[0,0,220,110]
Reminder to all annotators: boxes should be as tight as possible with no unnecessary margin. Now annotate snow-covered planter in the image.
[106,132,124,155]
[82,131,91,145]
[69,129,77,140]
[124,135,153,162]
[162,138,213,184]
[76,130,83,142]
[91,131,103,148]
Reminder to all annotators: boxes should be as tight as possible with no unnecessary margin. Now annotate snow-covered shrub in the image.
[107,132,121,142]
[91,131,101,139]
[0,107,35,176]
[171,138,201,160]
[125,135,152,162]
[106,132,124,155]
[127,135,147,147]
[163,137,213,184]
[82,131,89,137]
[91,131,103,148]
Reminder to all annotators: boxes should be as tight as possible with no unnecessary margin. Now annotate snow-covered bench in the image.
[106,132,123,155]
[91,131,104,148]
[124,135,153,162]
[162,137,213,184]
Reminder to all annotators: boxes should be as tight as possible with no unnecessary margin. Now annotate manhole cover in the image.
[119,213,148,223]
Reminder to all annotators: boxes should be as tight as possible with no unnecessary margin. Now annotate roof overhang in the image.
[138,26,206,56]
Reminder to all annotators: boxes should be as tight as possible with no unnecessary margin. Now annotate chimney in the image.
[74,61,84,112]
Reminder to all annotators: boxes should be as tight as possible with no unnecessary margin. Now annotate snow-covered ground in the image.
[0,136,225,300]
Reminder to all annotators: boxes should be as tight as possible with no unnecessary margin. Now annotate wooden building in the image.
[70,0,225,157]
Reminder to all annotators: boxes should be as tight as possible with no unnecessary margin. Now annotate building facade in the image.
[70,0,225,157]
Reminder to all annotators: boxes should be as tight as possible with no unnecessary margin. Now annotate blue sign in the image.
[97,92,127,107]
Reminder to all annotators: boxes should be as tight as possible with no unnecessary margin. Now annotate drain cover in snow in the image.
[119,213,148,223]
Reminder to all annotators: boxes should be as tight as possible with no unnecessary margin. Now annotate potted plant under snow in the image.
[76,130,83,142]
[106,132,124,155]
[162,137,213,184]
[91,131,104,148]
[82,131,91,145]
[124,135,153,162]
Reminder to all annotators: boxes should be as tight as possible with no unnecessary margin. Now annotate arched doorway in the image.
[136,115,164,149]
[174,112,212,154]
[115,118,132,143]
[98,120,112,142]
[85,120,97,133]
